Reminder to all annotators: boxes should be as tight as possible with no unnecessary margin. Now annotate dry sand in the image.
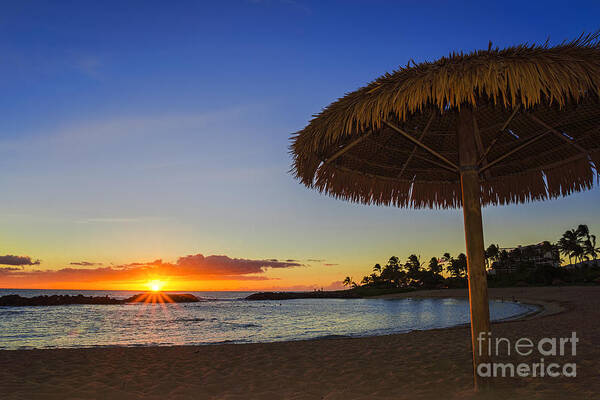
[1,286,599,399]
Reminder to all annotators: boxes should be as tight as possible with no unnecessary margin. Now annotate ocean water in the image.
[0,289,535,350]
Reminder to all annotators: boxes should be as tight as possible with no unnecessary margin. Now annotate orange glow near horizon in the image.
[147,280,165,292]
[0,266,347,292]
[0,277,347,292]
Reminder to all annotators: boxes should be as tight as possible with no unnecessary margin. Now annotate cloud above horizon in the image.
[0,254,303,285]
[69,261,103,266]
[175,254,302,275]
[0,255,40,266]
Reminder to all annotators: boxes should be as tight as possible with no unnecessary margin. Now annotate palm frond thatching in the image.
[291,33,600,208]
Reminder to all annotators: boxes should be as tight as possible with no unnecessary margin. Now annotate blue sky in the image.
[0,0,599,289]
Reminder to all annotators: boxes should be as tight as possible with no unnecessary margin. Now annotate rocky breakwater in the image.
[0,292,201,306]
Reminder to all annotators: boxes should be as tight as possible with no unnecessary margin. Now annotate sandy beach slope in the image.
[1,286,598,399]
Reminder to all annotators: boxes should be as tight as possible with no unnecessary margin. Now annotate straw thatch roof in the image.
[291,33,600,208]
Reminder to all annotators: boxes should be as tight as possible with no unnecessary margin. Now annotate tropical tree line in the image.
[343,252,469,290]
[343,224,600,290]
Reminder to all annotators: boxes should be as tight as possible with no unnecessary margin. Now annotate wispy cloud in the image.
[69,261,103,266]
[306,259,338,266]
[0,105,255,154]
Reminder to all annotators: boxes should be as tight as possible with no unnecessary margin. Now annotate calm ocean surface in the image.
[0,289,535,350]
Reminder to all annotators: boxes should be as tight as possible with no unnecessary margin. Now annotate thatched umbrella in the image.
[290,34,600,390]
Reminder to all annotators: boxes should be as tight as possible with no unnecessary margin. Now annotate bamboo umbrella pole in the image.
[457,108,491,391]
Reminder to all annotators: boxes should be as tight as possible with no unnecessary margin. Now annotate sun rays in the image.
[130,284,181,325]
[147,280,165,292]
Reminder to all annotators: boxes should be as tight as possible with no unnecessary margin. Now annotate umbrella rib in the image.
[413,155,459,173]
[397,113,436,178]
[334,164,454,184]
[479,129,551,173]
[346,145,458,172]
[322,131,373,166]
[505,153,589,175]
[472,114,493,180]
[344,152,457,173]
[527,114,590,155]
[477,105,521,166]
[493,124,600,171]
[383,120,458,171]
[368,125,403,174]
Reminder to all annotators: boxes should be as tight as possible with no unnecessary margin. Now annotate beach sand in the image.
[1,286,598,399]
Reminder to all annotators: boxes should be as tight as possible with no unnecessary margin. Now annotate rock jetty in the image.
[0,292,200,307]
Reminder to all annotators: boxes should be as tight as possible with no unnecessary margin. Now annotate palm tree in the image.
[457,253,468,276]
[573,245,586,263]
[428,257,443,275]
[406,254,421,273]
[369,273,379,284]
[447,253,467,278]
[584,234,598,261]
[405,254,422,285]
[342,276,353,287]
[485,244,499,269]
[558,225,593,265]
[576,224,590,240]
[574,224,598,263]
[381,256,401,287]
[441,252,453,275]
[558,229,579,265]
[373,263,382,274]
[576,225,591,263]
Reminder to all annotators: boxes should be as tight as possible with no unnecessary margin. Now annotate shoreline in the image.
[375,287,567,322]
[1,286,597,399]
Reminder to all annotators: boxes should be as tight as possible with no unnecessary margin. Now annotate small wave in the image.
[0,310,26,315]
[192,297,242,302]
[175,317,206,322]
[222,322,261,329]
[206,339,240,345]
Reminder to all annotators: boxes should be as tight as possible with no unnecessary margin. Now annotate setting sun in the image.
[147,280,164,292]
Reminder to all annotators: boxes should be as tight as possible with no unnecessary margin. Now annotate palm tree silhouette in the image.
[447,253,467,278]
[428,257,442,275]
[342,276,353,287]
[584,234,598,261]
[485,244,499,269]
[558,229,579,265]
[559,225,593,265]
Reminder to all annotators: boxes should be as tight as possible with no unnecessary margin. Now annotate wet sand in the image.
[1,286,598,399]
